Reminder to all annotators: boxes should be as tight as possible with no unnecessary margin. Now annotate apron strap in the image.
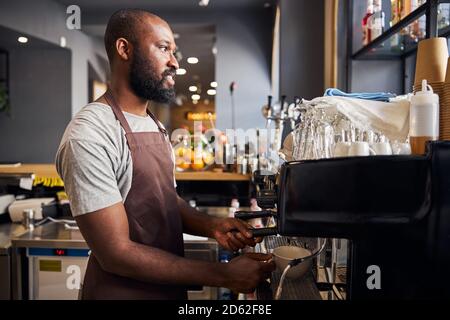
[104,89,134,134]
[104,89,139,147]
[146,109,168,136]
[104,89,169,146]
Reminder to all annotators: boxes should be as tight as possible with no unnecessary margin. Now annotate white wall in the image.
[0,0,108,117]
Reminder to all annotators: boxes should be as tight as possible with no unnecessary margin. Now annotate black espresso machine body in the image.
[251,141,450,299]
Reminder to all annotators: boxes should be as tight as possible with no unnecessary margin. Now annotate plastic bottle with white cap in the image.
[409,79,439,155]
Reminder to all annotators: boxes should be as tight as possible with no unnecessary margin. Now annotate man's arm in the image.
[75,201,274,292]
[177,196,261,251]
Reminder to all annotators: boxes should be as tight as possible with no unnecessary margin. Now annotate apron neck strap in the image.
[105,89,168,137]
[146,109,168,136]
[104,89,133,135]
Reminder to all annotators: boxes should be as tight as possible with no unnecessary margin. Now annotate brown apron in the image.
[81,90,187,300]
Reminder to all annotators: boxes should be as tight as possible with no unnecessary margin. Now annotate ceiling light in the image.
[210,81,217,88]
[176,68,186,75]
[193,100,199,105]
[189,86,198,92]
[18,36,28,43]
[207,89,216,96]
[199,0,209,6]
[187,57,199,64]
[173,33,180,39]
[192,94,201,100]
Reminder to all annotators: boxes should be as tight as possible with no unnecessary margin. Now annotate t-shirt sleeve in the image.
[56,139,123,217]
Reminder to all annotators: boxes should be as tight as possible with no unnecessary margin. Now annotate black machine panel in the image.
[278,155,431,237]
[273,141,450,299]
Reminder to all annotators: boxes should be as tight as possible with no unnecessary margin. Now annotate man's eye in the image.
[160,46,168,52]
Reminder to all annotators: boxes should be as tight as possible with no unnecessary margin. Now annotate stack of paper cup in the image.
[441,57,450,140]
[413,37,449,140]
[413,38,447,95]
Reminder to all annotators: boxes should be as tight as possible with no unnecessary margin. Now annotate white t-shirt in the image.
[55,102,176,217]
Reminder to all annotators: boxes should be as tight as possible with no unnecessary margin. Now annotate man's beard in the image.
[129,46,176,104]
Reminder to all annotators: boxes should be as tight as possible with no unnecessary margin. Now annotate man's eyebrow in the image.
[157,39,171,45]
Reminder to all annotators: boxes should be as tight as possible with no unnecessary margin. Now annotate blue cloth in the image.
[324,88,396,102]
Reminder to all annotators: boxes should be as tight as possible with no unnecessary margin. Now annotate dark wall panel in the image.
[0,48,71,163]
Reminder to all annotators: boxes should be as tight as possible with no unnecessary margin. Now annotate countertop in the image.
[175,171,250,181]
[10,221,218,249]
[0,164,60,179]
[0,164,250,181]
[11,221,88,249]
[0,223,29,254]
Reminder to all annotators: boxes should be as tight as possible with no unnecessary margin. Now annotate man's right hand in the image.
[223,253,275,293]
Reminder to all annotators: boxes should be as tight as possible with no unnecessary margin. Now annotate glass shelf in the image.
[438,2,450,34]
[354,13,427,59]
[352,0,450,60]
[352,2,427,60]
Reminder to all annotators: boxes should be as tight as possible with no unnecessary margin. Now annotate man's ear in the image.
[115,38,131,61]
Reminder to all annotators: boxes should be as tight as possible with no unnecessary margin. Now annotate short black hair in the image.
[104,9,155,64]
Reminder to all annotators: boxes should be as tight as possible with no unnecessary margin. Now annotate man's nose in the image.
[168,52,179,70]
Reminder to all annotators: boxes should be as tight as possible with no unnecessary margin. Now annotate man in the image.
[56,9,274,300]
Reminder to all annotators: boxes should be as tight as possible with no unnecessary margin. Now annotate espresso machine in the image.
[236,141,450,299]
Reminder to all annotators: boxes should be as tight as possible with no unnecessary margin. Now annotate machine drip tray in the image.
[256,236,321,300]
[256,236,346,300]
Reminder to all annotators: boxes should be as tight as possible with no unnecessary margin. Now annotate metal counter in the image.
[0,223,28,254]
[0,223,29,299]
[12,222,88,249]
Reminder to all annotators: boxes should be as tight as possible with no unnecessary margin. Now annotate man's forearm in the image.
[103,240,228,288]
[177,196,220,238]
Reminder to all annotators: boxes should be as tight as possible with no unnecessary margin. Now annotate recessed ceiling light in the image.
[176,68,186,75]
[193,100,199,105]
[198,0,209,6]
[187,57,199,64]
[18,36,28,43]
[264,2,271,8]
[207,89,216,96]
[210,81,218,88]
[192,94,200,100]
[173,33,180,39]
[189,86,198,92]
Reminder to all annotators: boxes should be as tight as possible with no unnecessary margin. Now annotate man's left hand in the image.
[211,218,263,252]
